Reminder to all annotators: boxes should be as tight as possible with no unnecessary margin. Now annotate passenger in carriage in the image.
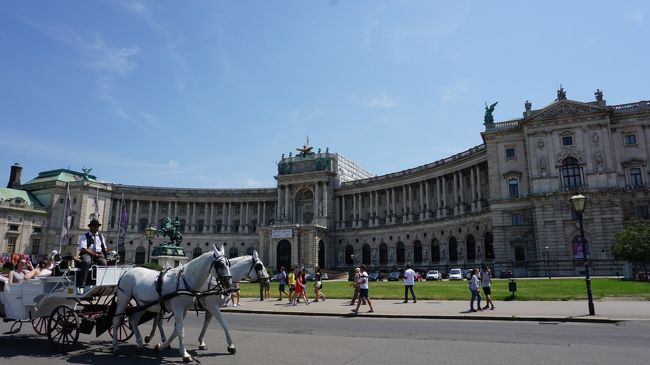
[35,260,53,277]
[77,219,108,294]
[8,259,39,283]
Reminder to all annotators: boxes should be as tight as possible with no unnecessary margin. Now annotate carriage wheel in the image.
[32,317,48,335]
[109,316,133,342]
[47,305,80,353]
[8,321,22,334]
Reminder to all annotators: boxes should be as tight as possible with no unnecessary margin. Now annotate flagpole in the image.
[59,182,70,253]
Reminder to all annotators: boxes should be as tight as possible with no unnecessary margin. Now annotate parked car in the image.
[448,268,463,280]
[499,270,514,279]
[321,272,329,280]
[368,271,384,281]
[388,271,401,281]
[426,270,442,281]
[466,269,474,280]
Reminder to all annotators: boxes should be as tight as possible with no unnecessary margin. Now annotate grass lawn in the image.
[238,278,650,301]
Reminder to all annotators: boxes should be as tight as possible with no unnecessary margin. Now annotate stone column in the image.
[134,200,140,231]
[128,200,134,231]
[459,170,464,215]
[240,202,245,232]
[419,181,424,220]
[402,185,407,220]
[323,183,328,218]
[375,191,380,226]
[154,201,159,226]
[391,188,396,224]
[185,203,191,232]
[262,201,267,226]
[171,201,176,218]
[476,165,482,209]
[385,189,391,224]
[407,184,413,222]
[470,166,476,212]
[277,186,282,219]
[352,194,357,227]
[342,195,347,227]
[284,185,290,221]
[314,182,319,219]
[441,176,447,217]
[425,180,431,219]
[191,202,197,232]
[226,202,231,233]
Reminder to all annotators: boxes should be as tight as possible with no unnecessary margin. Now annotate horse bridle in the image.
[209,254,232,290]
[246,257,268,283]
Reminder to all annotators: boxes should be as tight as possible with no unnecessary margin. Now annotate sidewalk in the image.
[221,297,650,323]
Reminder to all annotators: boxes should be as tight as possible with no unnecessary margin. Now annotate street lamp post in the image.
[545,246,551,279]
[570,193,595,316]
[144,226,157,264]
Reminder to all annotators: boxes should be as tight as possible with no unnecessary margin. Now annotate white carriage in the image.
[0,264,133,353]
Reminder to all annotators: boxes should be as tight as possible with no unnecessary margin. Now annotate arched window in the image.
[561,157,582,189]
[413,241,422,264]
[396,242,405,265]
[193,247,203,259]
[135,246,146,265]
[379,242,388,265]
[430,239,440,263]
[345,245,354,265]
[362,244,371,265]
[508,178,519,198]
[484,232,494,260]
[229,247,238,258]
[449,236,458,261]
[466,235,476,261]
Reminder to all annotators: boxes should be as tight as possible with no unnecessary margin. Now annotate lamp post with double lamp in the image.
[545,246,551,279]
[144,226,157,264]
[570,193,595,315]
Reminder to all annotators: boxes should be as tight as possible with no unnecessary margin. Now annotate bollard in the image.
[508,278,517,297]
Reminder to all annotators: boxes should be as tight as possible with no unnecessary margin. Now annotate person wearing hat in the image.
[76,218,108,294]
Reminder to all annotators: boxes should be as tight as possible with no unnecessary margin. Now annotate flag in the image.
[118,195,128,244]
[61,185,73,245]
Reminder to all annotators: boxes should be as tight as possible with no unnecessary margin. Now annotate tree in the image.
[613,220,650,280]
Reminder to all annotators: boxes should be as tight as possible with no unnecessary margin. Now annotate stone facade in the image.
[2,93,649,277]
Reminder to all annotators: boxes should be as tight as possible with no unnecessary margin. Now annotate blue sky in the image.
[1,1,649,188]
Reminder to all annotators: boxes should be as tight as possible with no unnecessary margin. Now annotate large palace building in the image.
[2,91,649,277]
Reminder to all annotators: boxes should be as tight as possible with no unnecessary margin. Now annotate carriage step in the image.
[79,319,95,334]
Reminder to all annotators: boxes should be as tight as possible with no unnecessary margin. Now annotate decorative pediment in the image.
[554,147,585,166]
[527,100,607,121]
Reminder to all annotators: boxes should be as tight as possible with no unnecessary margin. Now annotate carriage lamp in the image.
[145,226,158,263]
[570,193,595,315]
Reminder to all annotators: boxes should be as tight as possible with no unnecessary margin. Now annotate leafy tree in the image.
[613,220,650,279]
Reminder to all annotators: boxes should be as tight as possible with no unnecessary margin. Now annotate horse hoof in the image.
[183,355,193,362]
[198,345,207,350]
[154,344,161,353]
[228,347,236,354]
[144,336,151,344]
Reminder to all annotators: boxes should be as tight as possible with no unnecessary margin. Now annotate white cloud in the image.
[630,10,645,25]
[168,160,179,168]
[364,92,398,108]
[89,35,139,75]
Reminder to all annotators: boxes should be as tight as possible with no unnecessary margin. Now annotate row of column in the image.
[276,181,329,222]
[336,165,484,228]
[110,199,273,234]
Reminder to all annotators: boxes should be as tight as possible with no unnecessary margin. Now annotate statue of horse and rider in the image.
[158,217,183,246]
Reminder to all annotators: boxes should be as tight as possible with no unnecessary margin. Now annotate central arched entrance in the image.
[277,240,291,270]
[318,240,325,268]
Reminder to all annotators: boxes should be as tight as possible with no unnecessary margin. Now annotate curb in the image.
[220,308,622,324]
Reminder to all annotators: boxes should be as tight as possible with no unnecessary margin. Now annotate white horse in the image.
[111,245,231,362]
[145,251,269,354]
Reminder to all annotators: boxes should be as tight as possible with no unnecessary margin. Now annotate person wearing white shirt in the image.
[76,219,108,294]
[481,266,495,310]
[469,268,482,312]
[403,264,417,303]
[351,264,374,314]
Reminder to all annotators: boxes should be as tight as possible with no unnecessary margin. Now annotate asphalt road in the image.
[1,313,649,364]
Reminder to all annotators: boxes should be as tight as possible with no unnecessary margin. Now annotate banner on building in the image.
[271,228,293,239]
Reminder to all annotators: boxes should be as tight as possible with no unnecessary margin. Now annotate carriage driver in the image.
[76,218,108,294]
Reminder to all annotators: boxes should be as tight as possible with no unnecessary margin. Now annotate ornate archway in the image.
[379,242,388,266]
[396,242,405,265]
[413,241,422,265]
[362,244,371,265]
[277,240,291,270]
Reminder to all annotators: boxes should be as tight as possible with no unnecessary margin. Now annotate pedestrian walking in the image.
[277,266,289,301]
[403,264,417,303]
[351,264,374,314]
[349,267,361,305]
[469,268,482,312]
[227,282,241,307]
[288,267,296,304]
[314,265,326,302]
[481,266,495,310]
[293,271,310,305]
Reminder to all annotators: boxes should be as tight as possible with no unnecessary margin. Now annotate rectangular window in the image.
[624,134,637,145]
[6,236,17,253]
[9,224,19,231]
[511,213,523,226]
[514,245,526,261]
[562,136,573,146]
[33,227,42,233]
[31,239,40,255]
[635,206,650,219]
[508,179,520,198]
[630,168,643,186]
[505,148,516,159]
